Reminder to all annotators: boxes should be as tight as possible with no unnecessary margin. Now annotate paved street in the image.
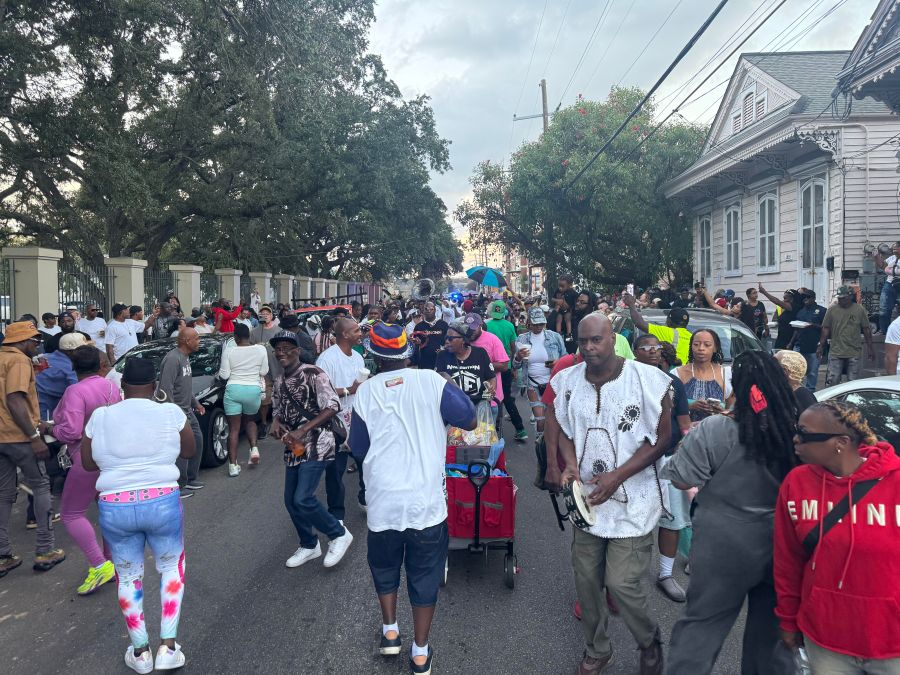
[0,400,744,674]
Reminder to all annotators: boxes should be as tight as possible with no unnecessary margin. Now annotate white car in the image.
[815,375,900,449]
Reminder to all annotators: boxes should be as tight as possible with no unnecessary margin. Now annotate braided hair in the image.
[731,350,800,481]
[809,401,878,446]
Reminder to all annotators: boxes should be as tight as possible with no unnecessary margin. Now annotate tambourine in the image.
[563,479,596,530]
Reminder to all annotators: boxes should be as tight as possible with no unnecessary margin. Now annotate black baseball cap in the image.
[269,330,300,348]
[669,308,689,326]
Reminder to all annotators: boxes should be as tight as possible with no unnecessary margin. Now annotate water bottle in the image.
[793,646,812,675]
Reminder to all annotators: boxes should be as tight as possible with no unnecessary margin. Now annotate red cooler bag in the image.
[446,474,516,541]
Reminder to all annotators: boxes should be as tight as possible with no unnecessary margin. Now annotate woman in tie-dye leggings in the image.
[82,357,196,674]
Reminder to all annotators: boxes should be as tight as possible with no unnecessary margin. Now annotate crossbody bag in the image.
[801,478,880,555]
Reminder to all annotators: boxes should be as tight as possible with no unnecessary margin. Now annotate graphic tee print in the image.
[435,345,495,405]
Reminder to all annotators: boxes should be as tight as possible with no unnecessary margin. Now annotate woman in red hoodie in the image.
[211,298,242,334]
[775,400,900,673]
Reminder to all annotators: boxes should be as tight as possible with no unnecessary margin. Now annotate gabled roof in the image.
[664,50,894,197]
[839,0,900,86]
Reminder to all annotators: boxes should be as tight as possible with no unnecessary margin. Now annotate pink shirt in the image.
[52,375,122,458]
[471,330,509,402]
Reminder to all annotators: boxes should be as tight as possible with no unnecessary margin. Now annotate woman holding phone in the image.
[675,329,733,421]
[513,307,565,438]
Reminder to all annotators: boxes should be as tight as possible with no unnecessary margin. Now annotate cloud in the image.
[370,0,875,220]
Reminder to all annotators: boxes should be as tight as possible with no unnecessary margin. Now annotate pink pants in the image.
[60,450,107,568]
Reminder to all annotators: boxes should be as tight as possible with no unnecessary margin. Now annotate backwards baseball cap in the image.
[528,307,548,324]
[59,333,91,351]
[363,321,413,360]
[724,289,735,298]
[4,321,39,343]
[488,300,507,319]
[669,308,690,326]
[122,357,156,386]
[836,285,854,298]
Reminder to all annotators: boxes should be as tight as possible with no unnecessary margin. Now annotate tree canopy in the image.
[456,87,706,291]
[0,0,462,279]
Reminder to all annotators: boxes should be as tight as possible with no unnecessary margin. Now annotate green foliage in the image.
[0,0,461,280]
[456,88,706,290]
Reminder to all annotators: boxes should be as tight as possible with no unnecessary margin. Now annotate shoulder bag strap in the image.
[802,478,880,555]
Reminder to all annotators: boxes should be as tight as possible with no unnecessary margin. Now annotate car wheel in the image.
[201,407,229,468]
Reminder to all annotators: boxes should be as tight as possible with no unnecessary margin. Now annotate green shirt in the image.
[485,319,518,358]
[822,303,869,358]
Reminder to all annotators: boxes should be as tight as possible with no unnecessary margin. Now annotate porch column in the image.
[169,264,203,310]
[214,268,242,303]
[105,257,148,307]
[294,276,311,305]
[2,246,64,319]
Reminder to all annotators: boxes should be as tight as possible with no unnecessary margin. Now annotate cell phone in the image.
[707,398,724,409]
[545,360,554,368]
[627,283,635,296]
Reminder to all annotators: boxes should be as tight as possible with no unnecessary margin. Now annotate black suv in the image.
[109,335,232,467]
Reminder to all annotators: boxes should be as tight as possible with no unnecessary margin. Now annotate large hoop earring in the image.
[153,390,168,403]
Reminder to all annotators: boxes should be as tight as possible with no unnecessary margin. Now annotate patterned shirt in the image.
[274,363,340,466]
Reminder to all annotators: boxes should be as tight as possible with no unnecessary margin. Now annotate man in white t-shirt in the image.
[104,303,140,363]
[885,314,900,375]
[349,322,475,672]
[75,303,107,351]
[877,241,900,334]
[39,313,62,338]
[316,318,366,517]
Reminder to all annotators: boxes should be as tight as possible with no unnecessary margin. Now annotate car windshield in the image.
[613,311,764,362]
[842,390,900,450]
[114,339,222,378]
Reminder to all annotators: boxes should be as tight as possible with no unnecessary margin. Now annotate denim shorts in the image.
[224,383,262,416]
[367,521,448,607]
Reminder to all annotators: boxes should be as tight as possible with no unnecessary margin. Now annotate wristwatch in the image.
[29,428,41,440]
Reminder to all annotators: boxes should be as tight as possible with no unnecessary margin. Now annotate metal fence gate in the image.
[239,274,252,306]
[58,258,112,318]
[144,266,175,313]
[200,273,219,306]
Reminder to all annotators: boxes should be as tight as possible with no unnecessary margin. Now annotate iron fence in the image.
[200,273,219,306]
[0,257,12,324]
[239,274,251,306]
[58,258,112,318]
[144,266,175,314]
[269,276,278,306]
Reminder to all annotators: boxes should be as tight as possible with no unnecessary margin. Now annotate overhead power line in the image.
[541,0,574,77]
[563,0,731,192]
[556,0,615,109]
[513,0,549,116]
[581,0,638,94]
[615,0,685,88]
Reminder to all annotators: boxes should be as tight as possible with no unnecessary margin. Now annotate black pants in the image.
[325,452,366,520]
[501,370,524,432]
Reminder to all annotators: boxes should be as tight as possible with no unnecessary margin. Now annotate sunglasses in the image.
[795,429,848,444]
[445,335,464,342]
[637,345,662,353]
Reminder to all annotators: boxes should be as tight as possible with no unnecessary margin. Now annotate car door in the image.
[840,390,900,449]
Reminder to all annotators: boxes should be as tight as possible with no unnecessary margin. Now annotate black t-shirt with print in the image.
[738,300,767,338]
[435,345,495,404]
[412,319,449,370]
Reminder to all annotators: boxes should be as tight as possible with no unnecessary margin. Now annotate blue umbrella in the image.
[466,266,507,288]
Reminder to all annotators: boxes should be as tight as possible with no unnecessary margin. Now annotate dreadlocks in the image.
[809,400,878,446]
[731,350,799,481]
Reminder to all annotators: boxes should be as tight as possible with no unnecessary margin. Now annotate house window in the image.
[724,205,741,274]
[800,178,826,269]
[699,216,712,281]
[758,192,778,271]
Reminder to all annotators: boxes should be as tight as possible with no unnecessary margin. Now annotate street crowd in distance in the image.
[1,269,899,675]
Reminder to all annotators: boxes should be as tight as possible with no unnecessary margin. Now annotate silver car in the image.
[814,376,900,449]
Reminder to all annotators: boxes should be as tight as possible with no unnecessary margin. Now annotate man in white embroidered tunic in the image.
[550,314,672,675]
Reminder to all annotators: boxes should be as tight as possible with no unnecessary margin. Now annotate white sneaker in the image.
[228,463,241,477]
[124,646,153,674]
[323,526,353,568]
[154,642,186,670]
[286,542,321,568]
[249,447,260,465]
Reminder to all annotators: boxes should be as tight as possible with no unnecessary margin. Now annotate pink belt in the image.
[99,487,178,503]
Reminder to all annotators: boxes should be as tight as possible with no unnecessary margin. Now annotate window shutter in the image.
[742,93,754,126]
[732,114,741,134]
[755,96,766,119]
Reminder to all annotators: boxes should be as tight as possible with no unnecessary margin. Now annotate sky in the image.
[368,0,875,232]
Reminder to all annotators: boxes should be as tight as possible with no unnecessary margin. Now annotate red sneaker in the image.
[574,600,582,621]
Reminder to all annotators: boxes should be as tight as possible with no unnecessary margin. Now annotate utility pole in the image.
[540,78,549,132]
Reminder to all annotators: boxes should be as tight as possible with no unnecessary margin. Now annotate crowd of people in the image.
[0,271,898,675]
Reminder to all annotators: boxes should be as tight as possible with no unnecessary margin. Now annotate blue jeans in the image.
[367,521,448,607]
[880,280,897,334]
[796,349,820,391]
[98,491,186,648]
[284,461,344,549]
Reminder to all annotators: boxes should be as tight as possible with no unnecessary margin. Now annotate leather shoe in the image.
[656,576,686,602]
[577,651,613,675]
[639,639,664,675]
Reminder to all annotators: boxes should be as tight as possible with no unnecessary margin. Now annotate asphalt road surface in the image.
[0,399,745,674]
